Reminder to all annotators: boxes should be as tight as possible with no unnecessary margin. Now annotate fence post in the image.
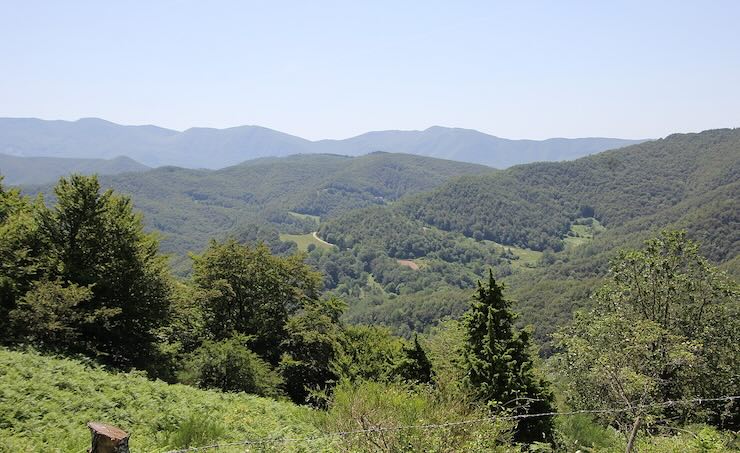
[87,421,130,453]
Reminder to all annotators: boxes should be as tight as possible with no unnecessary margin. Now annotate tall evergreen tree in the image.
[395,334,434,384]
[463,270,554,444]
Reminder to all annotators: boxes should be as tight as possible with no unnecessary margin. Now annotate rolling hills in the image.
[11,128,738,344]
[22,152,491,268]
[400,129,740,256]
[0,153,148,185]
[315,129,740,343]
[0,117,644,169]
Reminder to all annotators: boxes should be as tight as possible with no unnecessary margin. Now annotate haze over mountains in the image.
[0,117,645,170]
[0,153,148,185]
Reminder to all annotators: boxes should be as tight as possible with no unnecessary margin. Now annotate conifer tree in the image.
[396,334,434,384]
[463,270,554,444]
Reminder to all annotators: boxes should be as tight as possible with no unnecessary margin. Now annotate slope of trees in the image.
[554,231,739,435]
[403,129,740,253]
[20,152,489,270]
[1,173,737,451]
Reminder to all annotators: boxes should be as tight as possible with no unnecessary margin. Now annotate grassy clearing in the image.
[564,217,606,249]
[0,348,332,452]
[483,239,543,269]
[280,232,334,252]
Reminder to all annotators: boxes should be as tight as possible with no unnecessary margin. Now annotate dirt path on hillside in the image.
[312,232,333,247]
[397,259,420,270]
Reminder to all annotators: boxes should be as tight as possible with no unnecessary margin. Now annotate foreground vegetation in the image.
[2,127,738,451]
[0,348,328,452]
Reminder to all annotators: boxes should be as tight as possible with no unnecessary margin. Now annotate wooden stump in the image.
[87,422,130,453]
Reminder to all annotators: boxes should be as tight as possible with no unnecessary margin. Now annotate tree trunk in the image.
[88,422,130,453]
[625,416,641,453]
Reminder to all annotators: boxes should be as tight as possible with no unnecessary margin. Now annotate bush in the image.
[181,335,284,398]
[322,380,516,452]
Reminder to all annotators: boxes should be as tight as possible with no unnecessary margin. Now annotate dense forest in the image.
[314,129,740,346]
[402,129,739,254]
[24,152,489,272]
[1,128,739,451]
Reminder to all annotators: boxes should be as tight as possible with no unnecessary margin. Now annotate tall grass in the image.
[0,348,332,452]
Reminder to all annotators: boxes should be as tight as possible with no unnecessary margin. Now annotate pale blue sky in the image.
[1,1,738,140]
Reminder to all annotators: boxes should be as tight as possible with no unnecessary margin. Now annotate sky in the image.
[1,1,739,140]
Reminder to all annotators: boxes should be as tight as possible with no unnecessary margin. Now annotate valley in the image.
[2,127,738,452]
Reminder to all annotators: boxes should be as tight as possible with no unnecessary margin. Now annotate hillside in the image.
[315,126,644,168]
[0,153,148,185]
[315,129,739,342]
[402,129,740,256]
[22,152,490,268]
[0,117,643,169]
[0,348,329,452]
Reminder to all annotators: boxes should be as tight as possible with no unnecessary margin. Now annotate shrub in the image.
[182,335,283,398]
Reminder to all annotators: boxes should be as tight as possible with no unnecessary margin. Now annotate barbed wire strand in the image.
[163,395,739,452]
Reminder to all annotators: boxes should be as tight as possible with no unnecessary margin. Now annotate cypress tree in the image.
[463,270,554,444]
[396,334,434,384]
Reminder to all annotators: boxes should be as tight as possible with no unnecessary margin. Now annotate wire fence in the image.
[162,395,740,452]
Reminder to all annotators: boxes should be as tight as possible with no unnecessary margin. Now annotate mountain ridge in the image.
[0,153,149,185]
[0,117,646,169]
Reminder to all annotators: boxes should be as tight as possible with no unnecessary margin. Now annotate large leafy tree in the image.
[279,298,345,405]
[462,271,554,444]
[192,240,322,364]
[8,175,173,369]
[0,179,51,340]
[555,231,739,432]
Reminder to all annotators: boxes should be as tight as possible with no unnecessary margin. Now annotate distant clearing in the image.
[483,239,543,269]
[280,232,334,251]
[564,218,606,249]
[397,259,420,270]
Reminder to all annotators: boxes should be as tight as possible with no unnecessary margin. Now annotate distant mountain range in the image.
[0,117,646,169]
[0,153,148,185]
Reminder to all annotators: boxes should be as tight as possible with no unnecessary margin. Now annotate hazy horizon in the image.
[2,1,739,140]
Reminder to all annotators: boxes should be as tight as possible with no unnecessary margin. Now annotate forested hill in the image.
[24,152,490,262]
[401,128,740,255]
[317,128,738,346]
[0,117,643,169]
[0,153,148,185]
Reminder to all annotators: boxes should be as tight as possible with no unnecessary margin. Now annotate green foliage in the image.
[181,335,283,398]
[333,325,406,382]
[2,175,172,370]
[0,348,330,452]
[342,287,473,338]
[554,231,740,432]
[21,152,487,266]
[0,183,48,337]
[9,280,93,349]
[320,206,504,264]
[321,380,516,452]
[463,271,555,443]
[166,411,226,449]
[554,413,622,451]
[394,335,434,384]
[404,129,740,255]
[192,239,321,364]
[279,299,346,405]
